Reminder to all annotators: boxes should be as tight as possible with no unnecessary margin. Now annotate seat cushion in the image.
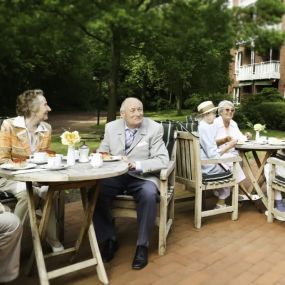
[202,170,233,183]
[274,175,285,185]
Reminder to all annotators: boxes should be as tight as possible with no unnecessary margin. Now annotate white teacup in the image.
[258,136,267,143]
[47,154,62,168]
[90,153,103,168]
[30,152,48,163]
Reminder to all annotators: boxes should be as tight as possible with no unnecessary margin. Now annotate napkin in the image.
[13,168,47,175]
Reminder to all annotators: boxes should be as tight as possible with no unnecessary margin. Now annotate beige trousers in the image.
[0,178,58,241]
[0,212,23,282]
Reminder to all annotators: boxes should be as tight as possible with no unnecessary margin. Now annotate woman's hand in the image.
[228,139,238,148]
[244,132,252,140]
[224,136,233,143]
[216,136,232,146]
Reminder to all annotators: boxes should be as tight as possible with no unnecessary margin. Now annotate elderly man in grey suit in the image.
[93,97,169,269]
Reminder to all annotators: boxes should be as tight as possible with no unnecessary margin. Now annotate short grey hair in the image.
[120,97,143,112]
[218,100,235,115]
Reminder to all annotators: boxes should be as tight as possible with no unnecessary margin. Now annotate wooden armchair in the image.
[266,157,285,222]
[176,131,241,229]
[111,122,177,256]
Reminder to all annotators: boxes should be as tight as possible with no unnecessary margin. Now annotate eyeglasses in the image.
[224,108,235,113]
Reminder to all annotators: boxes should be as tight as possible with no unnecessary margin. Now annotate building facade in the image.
[228,0,285,104]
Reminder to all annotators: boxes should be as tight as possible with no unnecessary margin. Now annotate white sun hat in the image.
[197,101,218,116]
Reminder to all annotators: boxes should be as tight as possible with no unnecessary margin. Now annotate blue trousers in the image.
[93,173,159,246]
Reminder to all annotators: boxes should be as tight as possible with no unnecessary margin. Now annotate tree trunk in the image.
[107,26,121,122]
[175,80,182,116]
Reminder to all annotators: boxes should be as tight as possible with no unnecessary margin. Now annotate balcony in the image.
[236,61,280,81]
[239,0,257,7]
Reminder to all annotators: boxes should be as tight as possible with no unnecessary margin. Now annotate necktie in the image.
[125,129,137,150]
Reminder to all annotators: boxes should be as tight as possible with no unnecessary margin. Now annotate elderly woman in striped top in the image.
[0,89,63,252]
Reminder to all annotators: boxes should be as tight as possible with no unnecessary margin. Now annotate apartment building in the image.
[228,0,285,104]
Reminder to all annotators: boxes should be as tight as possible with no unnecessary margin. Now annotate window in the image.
[233,88,240,105]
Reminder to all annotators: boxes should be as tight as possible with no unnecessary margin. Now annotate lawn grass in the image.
[50,110,285,153]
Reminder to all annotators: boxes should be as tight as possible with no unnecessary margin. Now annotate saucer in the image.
[40,165,67,171]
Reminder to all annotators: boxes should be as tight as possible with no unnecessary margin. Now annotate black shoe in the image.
[101,239,118,263]
[132,245,148,270]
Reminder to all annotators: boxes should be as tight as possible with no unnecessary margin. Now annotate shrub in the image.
[184,93,202,111]
[257,102,285,130]
[233,108,249,129]
[184,92,229,112]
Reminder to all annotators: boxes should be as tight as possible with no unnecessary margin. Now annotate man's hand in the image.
[128,162,136,170]
[121,156,136,170]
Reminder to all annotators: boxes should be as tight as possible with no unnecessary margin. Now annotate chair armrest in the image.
[160,161,175,180]
[201,156,242,165]
[267,157,285,167]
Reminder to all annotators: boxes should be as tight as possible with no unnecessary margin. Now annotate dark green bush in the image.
[257,102,285,130]
[184,92,229,112]
[232,108,249,129]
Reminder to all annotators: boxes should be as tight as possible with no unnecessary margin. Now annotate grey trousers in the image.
[92,173,159,247]
[0,178,58,241]
[0,212,23,282]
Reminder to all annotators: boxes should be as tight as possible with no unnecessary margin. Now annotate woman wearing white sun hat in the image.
[197,101,241,208]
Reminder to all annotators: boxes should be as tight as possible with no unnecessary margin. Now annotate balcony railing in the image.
[239,0,257,7]
[236,61,280,81]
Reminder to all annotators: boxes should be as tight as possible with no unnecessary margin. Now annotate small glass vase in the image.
[255,131,260,142]
[67,145,76,166]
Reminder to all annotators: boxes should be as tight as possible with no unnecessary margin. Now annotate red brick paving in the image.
[10,194,285,285]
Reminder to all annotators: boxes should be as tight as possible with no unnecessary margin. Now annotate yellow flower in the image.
[253,124,266,132]
[60,131,81,146]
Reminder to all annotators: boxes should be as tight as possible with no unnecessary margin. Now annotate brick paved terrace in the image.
[9,182,285,285]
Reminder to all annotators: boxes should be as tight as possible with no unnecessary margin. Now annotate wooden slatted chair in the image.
[266,157,285,222]
[176,131,241,229]
[111,122,177,256]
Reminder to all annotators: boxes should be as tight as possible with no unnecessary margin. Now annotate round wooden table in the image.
[0,160,128,285]
[236,141,285,210]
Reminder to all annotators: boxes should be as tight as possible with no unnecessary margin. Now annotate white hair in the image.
[218,100,235,115]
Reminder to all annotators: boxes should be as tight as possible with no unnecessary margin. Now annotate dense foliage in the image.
[236,88,285,130]
[0,0,284,120]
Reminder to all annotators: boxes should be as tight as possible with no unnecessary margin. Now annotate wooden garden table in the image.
[235,141,285,210]
[0,160,128,285]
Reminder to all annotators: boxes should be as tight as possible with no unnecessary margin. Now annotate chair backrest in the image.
[176,131,202,191]
[0,116,9,128]
[155,121,177,160]
[185,116,199,132]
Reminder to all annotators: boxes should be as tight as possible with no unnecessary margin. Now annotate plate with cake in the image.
[0,159,37,171]
[100,152,122,162]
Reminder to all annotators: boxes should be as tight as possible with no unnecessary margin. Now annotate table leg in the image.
[239,183,264,213]
[71,185,109,285]
[246,151,273,195]
[26,188,54,276]
[25,182,49,285]
[241,154,268,209]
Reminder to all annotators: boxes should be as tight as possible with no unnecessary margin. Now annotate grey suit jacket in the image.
[98,118,169,188]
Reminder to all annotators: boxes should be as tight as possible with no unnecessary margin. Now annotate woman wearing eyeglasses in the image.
[213,100,251,155]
